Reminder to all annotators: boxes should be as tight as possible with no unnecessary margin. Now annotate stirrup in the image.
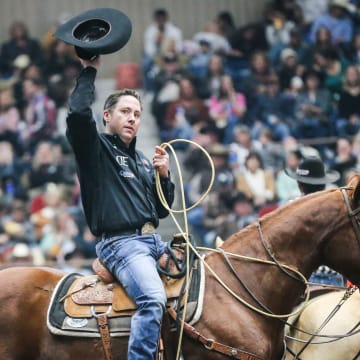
[157,233,195,279]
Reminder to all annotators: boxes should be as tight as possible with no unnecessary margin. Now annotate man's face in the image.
[103,95,141,146]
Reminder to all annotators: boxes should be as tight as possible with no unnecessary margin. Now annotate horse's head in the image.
[324,174,360,286]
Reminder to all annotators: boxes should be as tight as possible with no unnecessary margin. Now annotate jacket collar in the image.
[104,133,137,155]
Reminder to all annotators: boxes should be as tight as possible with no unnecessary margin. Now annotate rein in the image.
[257,222,305,284]
[341,187,360,248]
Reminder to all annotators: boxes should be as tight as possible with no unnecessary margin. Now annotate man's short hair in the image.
[103,89,142,126]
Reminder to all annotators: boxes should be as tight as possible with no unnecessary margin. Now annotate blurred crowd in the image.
[1,0,360,266]
[0,17,94,268]
[142,0,360,247]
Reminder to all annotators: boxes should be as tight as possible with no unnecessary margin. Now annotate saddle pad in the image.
[47,273,134,337]
[47,259,205,338]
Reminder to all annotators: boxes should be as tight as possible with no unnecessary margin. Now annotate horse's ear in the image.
[349,174,360,206]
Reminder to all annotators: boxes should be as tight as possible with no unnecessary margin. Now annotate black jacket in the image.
[66,67,174,236]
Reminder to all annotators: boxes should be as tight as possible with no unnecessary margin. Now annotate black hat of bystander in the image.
[285,156,340,185]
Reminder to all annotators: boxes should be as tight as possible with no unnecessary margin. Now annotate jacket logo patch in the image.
[119,169,135,178]
[116,156,128,166]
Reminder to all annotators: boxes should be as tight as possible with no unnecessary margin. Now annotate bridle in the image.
[341,187,360,249]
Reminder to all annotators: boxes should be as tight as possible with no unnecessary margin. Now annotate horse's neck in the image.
[259,194,342,274]
[221,192,342,311]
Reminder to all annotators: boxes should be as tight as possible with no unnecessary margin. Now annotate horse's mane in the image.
[260,187,337,221]
[222,186,340,248]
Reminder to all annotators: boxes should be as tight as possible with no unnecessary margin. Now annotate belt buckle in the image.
[141,222,155,235]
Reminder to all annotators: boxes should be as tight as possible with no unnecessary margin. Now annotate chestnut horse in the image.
[1,175,360,359]
[285,290,360,360]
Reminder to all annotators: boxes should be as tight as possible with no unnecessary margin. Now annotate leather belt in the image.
[102,221,156,239]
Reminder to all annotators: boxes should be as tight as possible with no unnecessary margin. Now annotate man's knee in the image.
[141,293,167,314]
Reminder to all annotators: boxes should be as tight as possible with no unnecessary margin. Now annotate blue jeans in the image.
[96,234,167,359]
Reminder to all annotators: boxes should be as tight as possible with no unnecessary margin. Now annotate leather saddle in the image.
[63,243,186,319]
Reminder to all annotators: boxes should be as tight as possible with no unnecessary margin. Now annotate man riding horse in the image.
[56,8,175,359]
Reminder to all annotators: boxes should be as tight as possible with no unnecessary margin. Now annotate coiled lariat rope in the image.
[155,139,310,360]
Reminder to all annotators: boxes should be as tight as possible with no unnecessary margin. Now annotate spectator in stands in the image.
[186,143,231,243]
[0,21,44,79]
[296,0,331,31]
[228,22,268,64]
[151,52,186,130]
[224,23,266,87]
[329,137,357,186]
[8,60,40,118]
[336,64,360,136]
[195,53,226,100]
[186,39,213,80]
[161,77,210,148]
[240,51,275,110]
[293,69,332,139]
[351,131,360,165]
[30,182,70,241]
[71,224,97,260]
[251,73,291,141]
[39,207,79,263]
[215,191,258,242]
[275,148,302,204]
[343,32,360,66]
[42,39,81,83]
[228,125,253,175]
[182,123,222,181]
[265,10,296,63]
[201,169,238,247]
[142,8,183,92]
[0,141,27,203]
[21,77,57,154]
[42,39,81,108]
[279,75,304,120]
[309,0,354,46]
[25,140,69,191]
[254,128,286,172]
[276,47,305,90]
[1,196,35,246]
[193,21,232,55]
[313,46,349,99]
[307,26,336,66]
[208,74,247,144]
[270,0,305,26]
[215,10,237,40]
[0,88,23,156]
[236,151,276,210]
[284,27,312,68]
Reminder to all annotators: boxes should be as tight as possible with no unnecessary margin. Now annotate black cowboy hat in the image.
[285,156,340,185]
[54,8,132,60]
